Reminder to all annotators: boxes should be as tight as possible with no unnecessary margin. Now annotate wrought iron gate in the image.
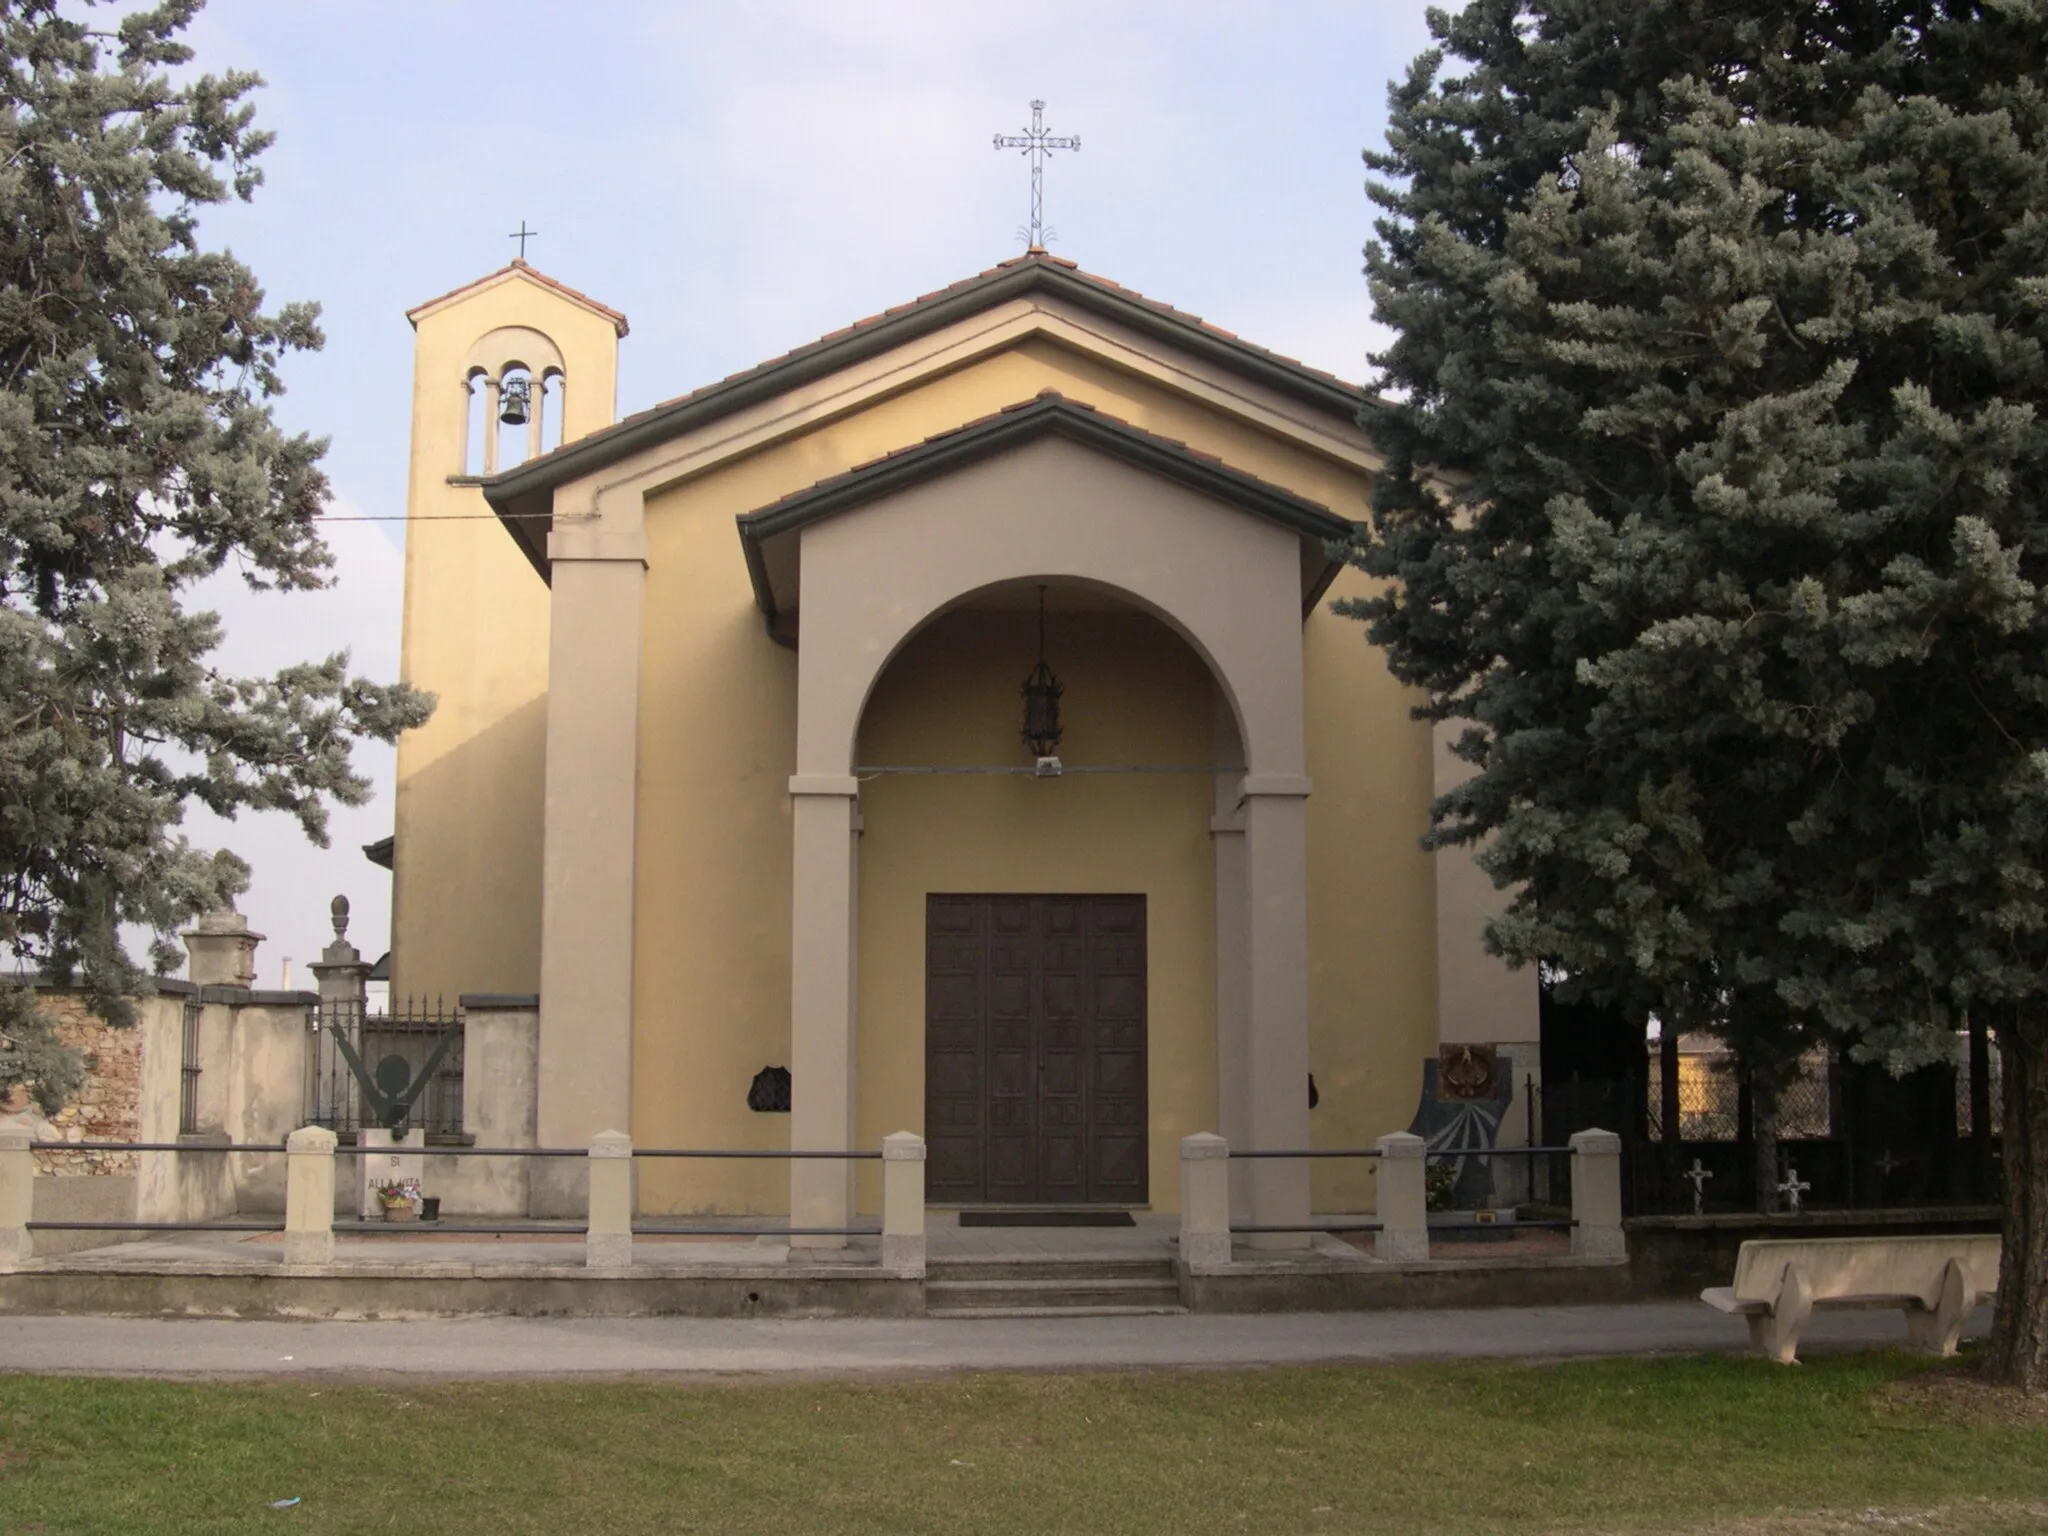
[309,997,465,1139]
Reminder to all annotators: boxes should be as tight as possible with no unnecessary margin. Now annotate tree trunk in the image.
[1754,1088,1782,1217]
[1987,1006,2047,1392]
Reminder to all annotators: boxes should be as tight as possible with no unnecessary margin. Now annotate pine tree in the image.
[1348,0,2048,1387]
[0,1,431,1103]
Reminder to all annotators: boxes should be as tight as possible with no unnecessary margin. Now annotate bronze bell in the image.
[498,375,531,426]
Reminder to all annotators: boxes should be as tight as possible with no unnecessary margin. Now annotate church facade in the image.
[387,252,1535,1241]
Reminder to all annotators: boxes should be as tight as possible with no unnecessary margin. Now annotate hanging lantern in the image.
[498,374,532,426]
[1019,584,1063,760]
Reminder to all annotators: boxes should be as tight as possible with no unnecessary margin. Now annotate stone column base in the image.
[882,1233,925,1277]
[1374,1229,1429,1264]
[1572,1226,1626,1261]
[284,1231,335,1267]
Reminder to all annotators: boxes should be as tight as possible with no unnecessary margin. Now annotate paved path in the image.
[0,1302,1992,1379]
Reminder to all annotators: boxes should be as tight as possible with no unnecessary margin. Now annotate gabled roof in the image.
[737,390,1360,639]
[407,260,630,337]
[481,249,1366,518]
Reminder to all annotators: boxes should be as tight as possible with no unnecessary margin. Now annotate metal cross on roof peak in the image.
[993,99,1080,250]
[509,221,538,262]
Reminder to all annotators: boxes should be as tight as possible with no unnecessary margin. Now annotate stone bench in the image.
[1702,1234,2000,1364]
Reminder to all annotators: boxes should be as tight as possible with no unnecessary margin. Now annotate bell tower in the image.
[390,261,628,1003]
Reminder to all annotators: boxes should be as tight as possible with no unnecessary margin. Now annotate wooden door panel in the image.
[924,893,1147,1204]
[924,896,986,1201]
[1085,896,1148,1201]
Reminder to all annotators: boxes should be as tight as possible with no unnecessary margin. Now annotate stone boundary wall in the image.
[4,993,143,1176]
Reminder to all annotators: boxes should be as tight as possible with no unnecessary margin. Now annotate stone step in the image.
[925,1275,1183,1312]
[926,1257,1176,1285]
[927,1303,1188,1320]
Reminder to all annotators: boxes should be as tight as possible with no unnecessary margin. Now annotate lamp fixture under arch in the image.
[1020,583,1063,761]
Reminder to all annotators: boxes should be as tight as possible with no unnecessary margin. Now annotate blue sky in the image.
[166,0,1439,985]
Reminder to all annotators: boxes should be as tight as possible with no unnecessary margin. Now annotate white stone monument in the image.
[360,1126,426,1219]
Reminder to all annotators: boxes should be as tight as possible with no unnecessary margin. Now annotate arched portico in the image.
[763,421,1333,1246]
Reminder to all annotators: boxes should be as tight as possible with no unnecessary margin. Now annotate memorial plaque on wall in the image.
[1438,1044,1499,1101]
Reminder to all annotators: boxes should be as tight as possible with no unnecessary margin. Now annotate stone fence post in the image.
[1570,1127,1626,1259]
[1179,1133,1232,1269]
[310,896,371,1027]
[1375,1131,1429,1262]
[0,1127,32,1269]
[586,1130,633,1269]
[284,1125,337,1267]
[881,1131,926,1277]
[182,909,261,988]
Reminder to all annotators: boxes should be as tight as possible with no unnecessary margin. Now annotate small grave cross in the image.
[993,99,1080,249]
[1776,1164,1811,1215]
[1683,1158,1713,1217]
[509,221,539,261]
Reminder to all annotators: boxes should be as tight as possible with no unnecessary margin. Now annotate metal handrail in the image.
[1228,1148,1384,1159]
[27,1220,282,1233]
[1431,1145,1581,1158]
[30,1140,884,1160]
[30,1141,287,1154]
[339,1145,584,1158]
[634,1224,881,1237]
[1227,1145,1583,1160]
[633,1149,884,1160]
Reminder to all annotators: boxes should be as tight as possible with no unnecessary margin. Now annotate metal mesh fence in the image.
[1643,1045,1833,1140]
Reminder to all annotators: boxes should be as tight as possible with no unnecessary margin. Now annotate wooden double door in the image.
[925,894,1148,1205]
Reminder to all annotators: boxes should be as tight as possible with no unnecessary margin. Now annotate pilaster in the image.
[533,521,645,1214]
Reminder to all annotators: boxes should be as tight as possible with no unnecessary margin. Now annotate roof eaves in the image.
[734,392,1359,623]
[483,255,1368,515]
[407,261,630,337]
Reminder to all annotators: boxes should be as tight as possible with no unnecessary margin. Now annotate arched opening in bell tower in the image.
[458,326,570,476]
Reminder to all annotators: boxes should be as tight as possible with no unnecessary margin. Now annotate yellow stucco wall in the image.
[622,334,1435,1214]
[1305,564,1438,1211]
[396,279,1441,1214]
[391,274,620,1004]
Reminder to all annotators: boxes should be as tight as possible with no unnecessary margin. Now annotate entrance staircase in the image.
[924,1255,1184,1318]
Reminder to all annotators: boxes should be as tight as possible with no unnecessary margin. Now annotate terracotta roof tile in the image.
[598,249,1359,439]
[484,249,1371,514]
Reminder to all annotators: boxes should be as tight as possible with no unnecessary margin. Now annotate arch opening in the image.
[850,582,1233,1209]
[844,576,1251,781]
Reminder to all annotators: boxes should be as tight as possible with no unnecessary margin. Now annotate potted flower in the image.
[376,1179,420,1222]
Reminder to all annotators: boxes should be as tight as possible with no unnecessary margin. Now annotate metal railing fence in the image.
[18,1138,886,1240]
[1224,1146,1385,1234]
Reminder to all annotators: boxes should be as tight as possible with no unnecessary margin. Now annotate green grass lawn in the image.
[1,1351,2044,1535]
